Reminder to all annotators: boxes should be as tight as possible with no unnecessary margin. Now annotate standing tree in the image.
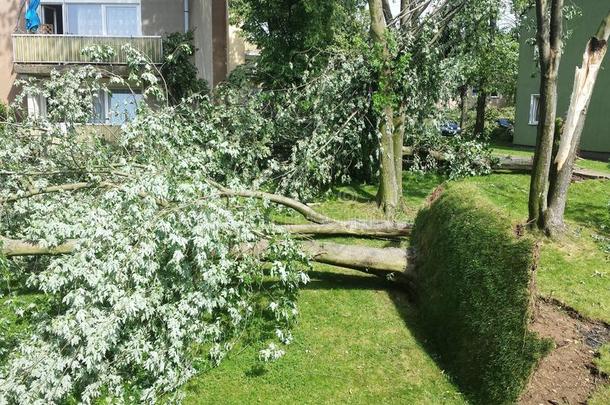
[528,0,564,230]
[368,0,470,217]
[529,2,610,234]
[543,11,610,232]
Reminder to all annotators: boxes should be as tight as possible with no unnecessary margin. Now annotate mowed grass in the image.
[186,161,610,403]
[1,148,608,403]
[184,267,466,404]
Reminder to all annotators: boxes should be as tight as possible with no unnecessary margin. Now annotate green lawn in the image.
[185,163,610,404]
[184,267,467,404]
[2,149,609,403]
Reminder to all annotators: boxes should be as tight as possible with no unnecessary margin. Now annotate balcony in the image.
[12,34,163,74]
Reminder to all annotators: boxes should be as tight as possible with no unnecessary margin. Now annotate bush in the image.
[412,184,550,404]
[0,102,7,121]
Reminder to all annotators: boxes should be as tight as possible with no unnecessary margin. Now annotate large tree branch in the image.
[0,237,413,282]
[554,10,610,170]
[0,237,79,256]
[283,221,412,237]
[0,182,113,204]
[216,188,335,224]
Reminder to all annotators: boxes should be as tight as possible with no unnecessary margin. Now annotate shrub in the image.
[162,31,210,103]
[411,184,550,404]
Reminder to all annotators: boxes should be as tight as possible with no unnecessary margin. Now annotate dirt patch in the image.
[425,185,445,206]
[520,299,610,405]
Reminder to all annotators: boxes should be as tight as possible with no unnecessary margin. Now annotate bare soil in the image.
[519,299,610,405]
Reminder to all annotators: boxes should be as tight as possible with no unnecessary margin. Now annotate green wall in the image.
[514,2,610,153]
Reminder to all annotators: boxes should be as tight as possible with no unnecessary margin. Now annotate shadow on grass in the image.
[302,267,460,403]
[566,200,610,236]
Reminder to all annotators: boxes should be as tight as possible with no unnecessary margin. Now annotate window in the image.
[27,94,47,118]
[106,6,139,36]
[90,90,143,125]
[529,94,540,125]
[42,4,63,34]
[108,90,143,125]
[65,3,140,36]
[67,4,103,35]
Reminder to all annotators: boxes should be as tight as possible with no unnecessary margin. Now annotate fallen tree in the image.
[1,236,412,281]
[402,147,610,180]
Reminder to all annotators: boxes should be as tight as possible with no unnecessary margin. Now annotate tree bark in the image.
[282,221,412,237]
[459,85,468,129]
[370,0,400,218]
[528,0,563,229]
[544,11,610,234]
[1,237,413,282]
[382,0,394,25]
[393,106,406,201]
[474,88,487,137]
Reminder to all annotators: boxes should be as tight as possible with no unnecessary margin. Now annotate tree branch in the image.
[1,237,413,282]
[282,222,412,237]
[0,182,113,204]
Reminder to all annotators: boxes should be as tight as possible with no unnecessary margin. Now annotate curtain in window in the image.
[106,6,139,36]
[67,5,103,35]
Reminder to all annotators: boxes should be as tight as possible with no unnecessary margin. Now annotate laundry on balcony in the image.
[25,0,41,32]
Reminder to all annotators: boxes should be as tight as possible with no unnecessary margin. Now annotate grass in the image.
[184,267,467,404]
[591,344,610,405]
[1,145,609,403]
[412,184,549,404]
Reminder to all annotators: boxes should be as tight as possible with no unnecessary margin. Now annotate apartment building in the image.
[0,0,245,123]
[514,1,610,155]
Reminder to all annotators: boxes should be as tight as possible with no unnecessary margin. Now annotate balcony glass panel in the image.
[106,6,139,36]
[67,4,103,35]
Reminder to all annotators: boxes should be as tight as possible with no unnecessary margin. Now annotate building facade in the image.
[514,1,610,154]
[1,0,244,122]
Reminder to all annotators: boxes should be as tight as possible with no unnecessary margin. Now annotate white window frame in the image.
[40,0,142,37]
[529,94,540,126]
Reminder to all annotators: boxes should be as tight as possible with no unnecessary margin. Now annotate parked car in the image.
[440,121,461,136]
[496,118,514,130]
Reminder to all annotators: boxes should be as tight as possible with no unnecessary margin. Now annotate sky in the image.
[387,0,517,30]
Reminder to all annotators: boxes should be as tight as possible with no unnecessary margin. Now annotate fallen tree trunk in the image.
[402,147,610,180]
[493,156,610,180]
[282,222,412,237]
[1,237,79,256]
[1,237,413,281]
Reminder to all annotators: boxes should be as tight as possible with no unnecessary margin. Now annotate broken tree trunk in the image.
[402,147,610,180]
[0,237,413,281]
[544,11,610,234]
[282,222,412,237]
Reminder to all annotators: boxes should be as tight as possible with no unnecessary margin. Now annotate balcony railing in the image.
[12,35,163,65]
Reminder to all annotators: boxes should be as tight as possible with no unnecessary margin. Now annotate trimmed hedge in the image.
[412,184,550,404]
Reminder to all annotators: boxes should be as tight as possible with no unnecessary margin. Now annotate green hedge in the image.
[412,184,550,404]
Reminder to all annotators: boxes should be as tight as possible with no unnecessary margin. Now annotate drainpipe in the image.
[184,0,189,33]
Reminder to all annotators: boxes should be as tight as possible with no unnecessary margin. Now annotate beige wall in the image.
[141,0,184,36]
[227,25,245,74]
[0,0,22,104]
[190,0,214,87]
